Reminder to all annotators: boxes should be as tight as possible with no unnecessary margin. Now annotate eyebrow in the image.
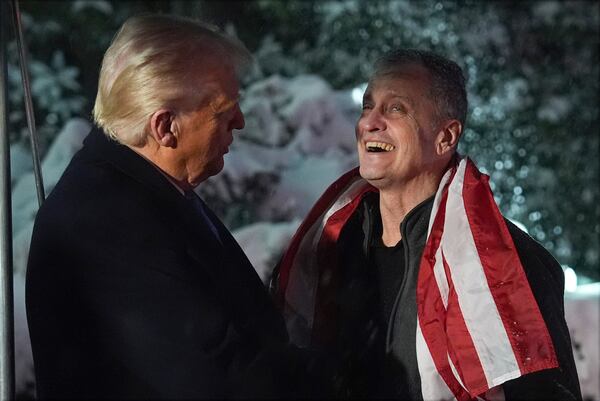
[386,92,414,107]
[210,93,240,114]
[362,91,414,107]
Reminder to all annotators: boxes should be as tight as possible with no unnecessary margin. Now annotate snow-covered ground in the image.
[9,75,599,399]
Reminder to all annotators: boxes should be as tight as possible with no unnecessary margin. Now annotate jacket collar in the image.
[360,191,435,256]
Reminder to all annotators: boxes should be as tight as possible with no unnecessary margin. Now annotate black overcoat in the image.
[26,127,301,399]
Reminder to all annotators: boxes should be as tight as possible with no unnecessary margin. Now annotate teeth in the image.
[366,141,395,152]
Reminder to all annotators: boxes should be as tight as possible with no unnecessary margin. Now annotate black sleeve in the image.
[501,222,582,401]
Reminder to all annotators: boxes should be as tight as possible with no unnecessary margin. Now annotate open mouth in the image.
[366,141,395,152]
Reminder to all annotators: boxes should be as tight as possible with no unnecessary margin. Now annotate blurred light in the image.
[352,83,367,105]
[571,282,600,296]
[563,266,578,292]
[509,219,528,234]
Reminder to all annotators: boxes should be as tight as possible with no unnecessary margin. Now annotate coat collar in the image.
[83,127,227,261]
[359,191,435,257]
[83,127,182,199]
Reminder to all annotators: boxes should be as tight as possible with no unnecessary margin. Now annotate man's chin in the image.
[209,158,225,176]
[359,166,385,182]
[360,167,396,191]
[192,160,225,185]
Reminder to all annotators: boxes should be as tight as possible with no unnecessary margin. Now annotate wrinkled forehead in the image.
[160,56,239,115]
[365,66,432,103]
[372,60,430,81]
[369,62,431,88]
[191,61,241,106]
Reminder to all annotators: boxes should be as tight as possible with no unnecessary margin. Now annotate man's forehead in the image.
[196,64,240,93]
[363,80,416,104]
[204,85,240,114]
[214,91,239,107]
[364,68,430,101]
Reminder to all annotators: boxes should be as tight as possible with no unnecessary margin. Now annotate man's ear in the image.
[436,119,462,155]
[149,109,177,148]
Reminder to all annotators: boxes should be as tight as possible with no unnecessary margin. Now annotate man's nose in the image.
[231,103,245,130]
[358,109,386,133]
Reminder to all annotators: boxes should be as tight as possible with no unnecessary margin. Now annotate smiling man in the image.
[26,15,309,399]
[276,49,581,400]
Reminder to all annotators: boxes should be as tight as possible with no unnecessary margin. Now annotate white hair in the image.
[93,14,252,146]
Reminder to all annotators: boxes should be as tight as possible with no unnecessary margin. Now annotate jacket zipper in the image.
[384,220,410,353]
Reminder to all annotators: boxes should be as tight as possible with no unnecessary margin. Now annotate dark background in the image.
[7,0,599,281]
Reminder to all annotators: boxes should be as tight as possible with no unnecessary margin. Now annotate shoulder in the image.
[502,224,582,399]
[40,154,153,221]
[505,219,564,294]
[337,192,376,251]
[32,148,169,255]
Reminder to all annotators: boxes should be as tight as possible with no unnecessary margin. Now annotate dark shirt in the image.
[370,238,405,329]
[368,212,409,399]
[369,206,405,324]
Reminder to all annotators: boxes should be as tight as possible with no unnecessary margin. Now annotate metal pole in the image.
[10,0,45,206]
[0,0,16,398]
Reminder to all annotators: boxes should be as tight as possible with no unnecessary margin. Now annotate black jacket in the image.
[26,127,309,399]
[328,192,581,400]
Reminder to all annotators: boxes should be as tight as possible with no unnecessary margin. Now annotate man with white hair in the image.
[276,49,581,400]
[27,15,310,399]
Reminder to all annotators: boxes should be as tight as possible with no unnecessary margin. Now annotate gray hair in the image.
[93,14,252,146]
[372,49,468,128]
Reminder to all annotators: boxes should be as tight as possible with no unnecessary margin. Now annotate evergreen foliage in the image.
[7,0,599,280]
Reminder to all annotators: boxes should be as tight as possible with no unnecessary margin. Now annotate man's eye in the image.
[390,105,405,113]
[362,103,373,110]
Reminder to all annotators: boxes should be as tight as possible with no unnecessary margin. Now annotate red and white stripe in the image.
[277,167,375,346]
[277,158,558,400]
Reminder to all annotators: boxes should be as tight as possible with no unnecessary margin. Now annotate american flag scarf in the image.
[277,157,558,400]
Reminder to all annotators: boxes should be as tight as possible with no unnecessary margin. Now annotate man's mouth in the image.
[365,141,395,152]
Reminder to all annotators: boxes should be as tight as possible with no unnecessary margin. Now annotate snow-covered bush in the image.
[199,75,358,229]
[247,0,599,281]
